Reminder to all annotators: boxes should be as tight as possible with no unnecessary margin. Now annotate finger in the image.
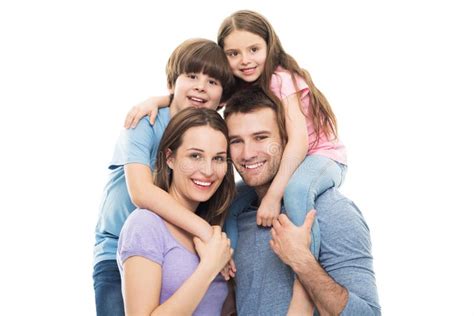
[270,227,277,239]
[149,108,158,125]
[193,237,203,250]
[212,225,222,234]
[124,108,137,129]
[272,218,282,231]
[131,112,142,129]
[230,258,236,272]
[304,209,317,230]
[277,213,291,226]
[256,215,262,226]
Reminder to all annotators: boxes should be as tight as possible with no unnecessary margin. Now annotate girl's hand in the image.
[124,96,170,129]
[194,226,233,275]
[220,258,237,280]
[256,195,281,227]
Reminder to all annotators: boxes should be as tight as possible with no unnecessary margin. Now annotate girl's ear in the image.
[165,148,174,170]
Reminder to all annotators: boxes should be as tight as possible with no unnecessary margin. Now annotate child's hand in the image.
[124,96,170,129]
[256,195,281,227]
[220,258,237,280]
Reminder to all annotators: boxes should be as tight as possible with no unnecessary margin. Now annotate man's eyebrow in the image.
[229,131,271,139]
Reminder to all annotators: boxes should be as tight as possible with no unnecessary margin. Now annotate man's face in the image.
[226,108,283,192]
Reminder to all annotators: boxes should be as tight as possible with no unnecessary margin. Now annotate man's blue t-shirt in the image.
[231,188,381,315]
[93,108,171,266]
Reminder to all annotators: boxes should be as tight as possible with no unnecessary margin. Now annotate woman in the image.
[117,107,235,315]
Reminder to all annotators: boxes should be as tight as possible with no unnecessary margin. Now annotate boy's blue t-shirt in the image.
[94,108,171,266]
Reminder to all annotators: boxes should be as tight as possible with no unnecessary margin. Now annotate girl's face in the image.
[223,30,267,83]
[166,125,228,211]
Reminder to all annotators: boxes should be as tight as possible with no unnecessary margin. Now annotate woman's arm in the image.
[123,226,232,316]
[124,95,171,129]
[125,163,213,241]
[256,93,308,226]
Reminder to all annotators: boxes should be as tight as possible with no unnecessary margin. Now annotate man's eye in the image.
[230,139,242,145]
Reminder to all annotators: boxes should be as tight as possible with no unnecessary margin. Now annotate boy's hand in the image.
[256,195,281,227]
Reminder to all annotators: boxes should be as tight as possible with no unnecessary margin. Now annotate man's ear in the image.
[165,148,174,170]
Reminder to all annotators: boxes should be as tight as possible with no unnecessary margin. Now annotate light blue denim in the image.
[225,154,346,257]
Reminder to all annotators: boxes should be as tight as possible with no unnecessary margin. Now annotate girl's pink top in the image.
[270,66,347,165]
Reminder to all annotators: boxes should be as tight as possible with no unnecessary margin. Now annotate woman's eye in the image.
[251,47,258,53]
[190,153,201,159]
[214,156,226,163]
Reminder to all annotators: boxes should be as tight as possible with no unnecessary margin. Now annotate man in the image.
[223,87,381,315]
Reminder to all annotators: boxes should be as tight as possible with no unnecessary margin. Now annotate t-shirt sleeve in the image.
[270,68,310,100]
[320,199,381,315]
[109,116,156,169]
[118,209,166,266]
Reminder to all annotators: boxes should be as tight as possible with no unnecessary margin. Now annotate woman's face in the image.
[167,125,228,210]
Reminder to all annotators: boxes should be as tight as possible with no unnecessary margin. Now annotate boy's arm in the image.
[125,163,213,241]
[257,93,308,226]
[124,95,171,129]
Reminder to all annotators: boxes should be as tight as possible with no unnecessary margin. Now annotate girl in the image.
[124,10,347,257]
[118,108,235,315]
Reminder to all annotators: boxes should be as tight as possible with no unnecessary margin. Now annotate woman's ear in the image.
[165,148,174,170]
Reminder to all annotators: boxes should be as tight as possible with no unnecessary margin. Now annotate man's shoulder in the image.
[316,188,370,234]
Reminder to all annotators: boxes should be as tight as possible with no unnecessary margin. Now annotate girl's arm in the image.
[257,93,308,226]
[122,226,232,316]
[124,95,171,129]
[287,278,314,316]
[125,163,213,241]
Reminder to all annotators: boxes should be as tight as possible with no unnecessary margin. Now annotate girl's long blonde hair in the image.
[218,10,338,145]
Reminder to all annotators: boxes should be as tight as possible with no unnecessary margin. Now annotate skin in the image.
[122,125,233,316]
[223,30,268,83]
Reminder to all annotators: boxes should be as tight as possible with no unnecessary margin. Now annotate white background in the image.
[1,1,473,315]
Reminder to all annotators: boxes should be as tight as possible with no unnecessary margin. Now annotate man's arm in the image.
[270,209,380,315]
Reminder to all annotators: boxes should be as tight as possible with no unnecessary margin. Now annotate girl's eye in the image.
[209,79,220,86]
[188,74,197,79]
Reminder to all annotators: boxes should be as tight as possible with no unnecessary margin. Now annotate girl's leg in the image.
[283,155,346,256]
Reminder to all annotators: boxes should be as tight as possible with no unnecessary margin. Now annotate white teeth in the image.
[193,179,211,186]
[189,97,205,103]
[244,162,264,169]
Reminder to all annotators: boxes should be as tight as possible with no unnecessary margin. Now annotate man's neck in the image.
[254,185,270,204]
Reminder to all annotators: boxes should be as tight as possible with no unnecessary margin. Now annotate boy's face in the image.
[170,72,223,113]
